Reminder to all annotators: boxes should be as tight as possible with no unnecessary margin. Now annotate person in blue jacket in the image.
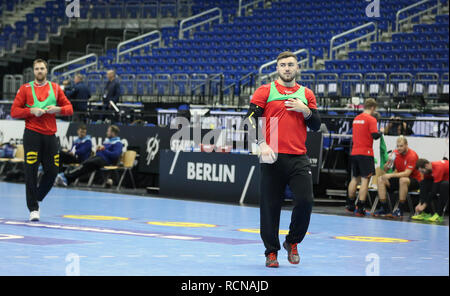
[60,124,92,167]
[56,125,123,186]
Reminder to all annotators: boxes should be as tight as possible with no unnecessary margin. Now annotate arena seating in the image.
[0,0,68,52]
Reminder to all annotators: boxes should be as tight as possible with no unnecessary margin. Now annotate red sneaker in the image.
[265,252,279,268]
[283,241,300,264]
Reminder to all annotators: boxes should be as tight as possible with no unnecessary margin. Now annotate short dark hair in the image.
[416,158,430,169]
[364,98,377,110]
[33,59,48,70]
[78,124,87,131]
[109,125,120,136]
[277,51,298,63]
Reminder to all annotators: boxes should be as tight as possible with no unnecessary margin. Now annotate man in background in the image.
[56,125,123,187]
[413,158,449,223]
[346,98,383,216]
[374,136,422,218]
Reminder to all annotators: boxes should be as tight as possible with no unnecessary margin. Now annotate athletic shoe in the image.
[283,241,300,264]
[56,173,68,187]
[265,252,279,268]
[355,207,366,217]
[426,213,444,223]
[29,210,40,222]
[411,212,432,221]
[389,208,403,218]
[345,205,356,213]
[373,207,389,217]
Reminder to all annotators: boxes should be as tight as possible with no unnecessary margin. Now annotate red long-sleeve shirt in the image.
[11,81,73,135]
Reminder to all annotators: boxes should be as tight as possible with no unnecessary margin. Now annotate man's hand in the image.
[45,106,62,114]
[30,108,46,117]
[284,98,311,117]
[379,173,394,183]
[97,145,105,151]
[259,142,277,164]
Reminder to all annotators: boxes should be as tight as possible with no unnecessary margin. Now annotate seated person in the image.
[384,116,413,136]
[56,125,123,186]
[413,158,449,223]
[60,124,92,166]
[374,136,422,218]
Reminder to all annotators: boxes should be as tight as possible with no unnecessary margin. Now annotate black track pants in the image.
[23,128,59,212]
[260,154,314,256]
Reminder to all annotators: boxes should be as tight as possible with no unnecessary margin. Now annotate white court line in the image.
[100,255,115,258]
[419,257,433,260]
[152,255,168,258]
[126,254,142,258]
[44,256,59,259]
[232,254,247,257]
[338,256,353,258]
[180,254,194,257]
[13,256,29,259]
[391,257,405,259]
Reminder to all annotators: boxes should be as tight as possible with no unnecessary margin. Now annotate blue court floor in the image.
[0,181,448,276]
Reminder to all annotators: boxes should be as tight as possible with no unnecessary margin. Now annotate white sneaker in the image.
[29,210,40,221]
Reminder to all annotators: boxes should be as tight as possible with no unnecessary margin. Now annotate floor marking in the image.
[13,256,29,259]
[180,254,194,257]
[63,215,130,221]
[100,255,115,258]
[43,256,59,259]
[391,257,405,259]
[126,254,142,258]
[419,257,433,260]
[0,218,259,245]
[232,254,247,257]
[152,255,168,258]
[338,256,353,258]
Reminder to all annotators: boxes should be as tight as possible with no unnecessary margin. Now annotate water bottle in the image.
[386,151,396,169]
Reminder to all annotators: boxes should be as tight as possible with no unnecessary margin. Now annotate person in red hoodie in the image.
[11,59,73,222]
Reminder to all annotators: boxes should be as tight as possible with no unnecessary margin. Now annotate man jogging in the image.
[11,59,73,221]
[244,51,321,268]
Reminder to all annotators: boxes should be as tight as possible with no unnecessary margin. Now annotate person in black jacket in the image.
[65,74,91,119]
[103,70,121,108]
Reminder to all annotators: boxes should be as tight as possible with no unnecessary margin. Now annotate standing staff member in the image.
[346,99,382,216]
[11,59,73,221]
[244,51,321,268]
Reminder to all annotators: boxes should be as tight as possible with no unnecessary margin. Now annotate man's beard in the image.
[35,74,47,83]
[278,72,296,83]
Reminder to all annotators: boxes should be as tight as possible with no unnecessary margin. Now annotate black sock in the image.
[380,201,388,211]
[398,201,407,213]
[347,198,356,207]
[357,200,365,209]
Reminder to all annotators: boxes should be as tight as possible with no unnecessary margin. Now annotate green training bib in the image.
[266,81,308,105]
[25,81,57,110]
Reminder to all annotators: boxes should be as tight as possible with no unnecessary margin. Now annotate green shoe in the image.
[411,213,432,220]
[426,213,444,223]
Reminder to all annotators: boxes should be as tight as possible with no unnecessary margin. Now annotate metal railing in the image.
[395,0,442,32]
[329,22,378,60]
[179,7,222,40]
[237,0,265,17]
[116,30,162,63]
[50,53,98,80]
[257,49,310,85]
